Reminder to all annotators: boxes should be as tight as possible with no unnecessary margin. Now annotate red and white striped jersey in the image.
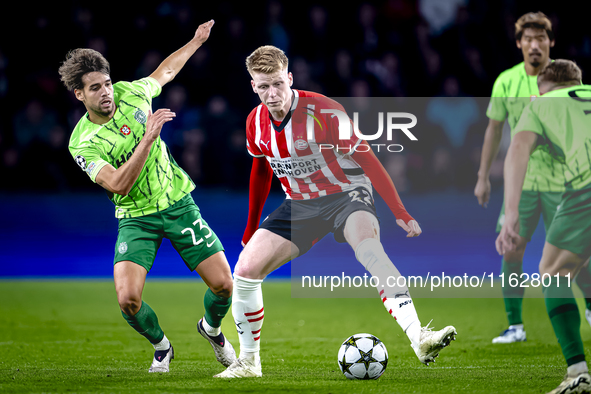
[246,90,371,200]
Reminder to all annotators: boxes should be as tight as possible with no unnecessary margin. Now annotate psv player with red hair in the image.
[214,45,457,378]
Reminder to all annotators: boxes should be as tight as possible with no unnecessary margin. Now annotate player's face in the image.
[517,28,554,68]
[75,72,115,120]
[251,69,293,116]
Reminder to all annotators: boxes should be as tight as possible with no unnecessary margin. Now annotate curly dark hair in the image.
[58,48,110,91]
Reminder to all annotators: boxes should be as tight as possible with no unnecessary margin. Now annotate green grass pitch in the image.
[1,280,590,393]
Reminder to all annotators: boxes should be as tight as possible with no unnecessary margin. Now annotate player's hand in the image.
[194,20,214,44]
[495,212,519,255]
[396,219,422,238]
[145,109,176,143]
[474,177,491,208]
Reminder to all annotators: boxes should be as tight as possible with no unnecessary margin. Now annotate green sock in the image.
[544,276,585,366]
[501,259,525,325]
[575,264,591,310]
[121,301,164,344]
[203,288,231,328]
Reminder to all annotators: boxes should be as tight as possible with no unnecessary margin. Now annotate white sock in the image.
[232,274,264,360]
[567,361,589,377]
[355,238,421,346]
[242,350,261,366]
[153,334,170,351]
[509,324,524,331]
[201,317,221,337]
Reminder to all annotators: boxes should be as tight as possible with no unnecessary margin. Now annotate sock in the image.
[242,350,261,366]
[501,259,525,326]
[121,301,165,344]
[201,316,221,337]
[153,334,170,351]
[568,361,589,377]
[203,288,232,329]
[575,262,591,310]
[355,238,421,346]
[232,274,264,356]
[543,276,586,367]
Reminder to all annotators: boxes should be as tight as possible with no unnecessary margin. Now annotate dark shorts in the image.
[496,190,562,240]
[114,193,225,272]
[546,186,591,258]
[259,186,378,255]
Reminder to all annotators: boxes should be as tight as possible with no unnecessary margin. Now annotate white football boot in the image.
[213,357,262,378]
[411,321,457,365]
[547,373,591,394]
[148,346,174,373]
[492,325,526,344]
[197,318,237,367]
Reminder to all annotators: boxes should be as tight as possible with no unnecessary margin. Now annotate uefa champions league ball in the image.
[337,333,388,380]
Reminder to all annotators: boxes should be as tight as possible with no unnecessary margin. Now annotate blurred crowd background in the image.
[1,0,590,195]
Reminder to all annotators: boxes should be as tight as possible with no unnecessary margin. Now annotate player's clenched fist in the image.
[194,20,215,44]
[145,109,176,142]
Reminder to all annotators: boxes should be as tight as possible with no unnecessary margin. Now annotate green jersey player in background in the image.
[474,12,591,343]
[498,59,591,394]
[59,20,237,373]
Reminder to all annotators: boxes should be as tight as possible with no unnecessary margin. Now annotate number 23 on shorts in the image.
[181,218,216,248]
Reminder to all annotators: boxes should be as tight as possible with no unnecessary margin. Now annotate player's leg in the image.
[493,241,528,343]
[575,259,591,326]
[540,243,591,393]
[114,216,172,372]
[493,192,540,343]
[543,187,591,392]
[343,210,456,365]
[163,195,235,367]
[215,228,298,378]
[542,188,591,326]
[194,251,236,367]
[114,261,173,372]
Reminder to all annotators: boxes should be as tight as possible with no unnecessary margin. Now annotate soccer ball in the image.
[337,333,388,380]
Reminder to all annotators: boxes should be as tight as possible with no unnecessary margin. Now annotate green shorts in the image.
[546,186,591,258]
[496,190,563,240]
[114,193,224,272]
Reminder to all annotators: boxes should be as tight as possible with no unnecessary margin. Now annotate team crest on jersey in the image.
[75,155,86,171]
[530,95,537,101]
[134,109,147,124]
[118,242,128,254]
[120,124,132,135]
[295,139,309,150]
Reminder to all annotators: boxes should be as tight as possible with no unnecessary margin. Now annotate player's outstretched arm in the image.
[475,118,504,207]
[96,109,176,196]
[495,130,537,254]
[149,20,214,88]
[352,142,421,238]
[242,157,274,246]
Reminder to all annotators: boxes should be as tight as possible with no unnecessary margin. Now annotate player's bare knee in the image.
[210,278,233,298]
[118,293,142,316]
[504,242,526,263]
[233,261,257,279]
[540,260,580,277]
[234,251,259,279]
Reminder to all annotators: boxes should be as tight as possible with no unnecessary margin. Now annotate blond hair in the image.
[245,45,289,75]
[515,11,553,41]
[538,59,582,85]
